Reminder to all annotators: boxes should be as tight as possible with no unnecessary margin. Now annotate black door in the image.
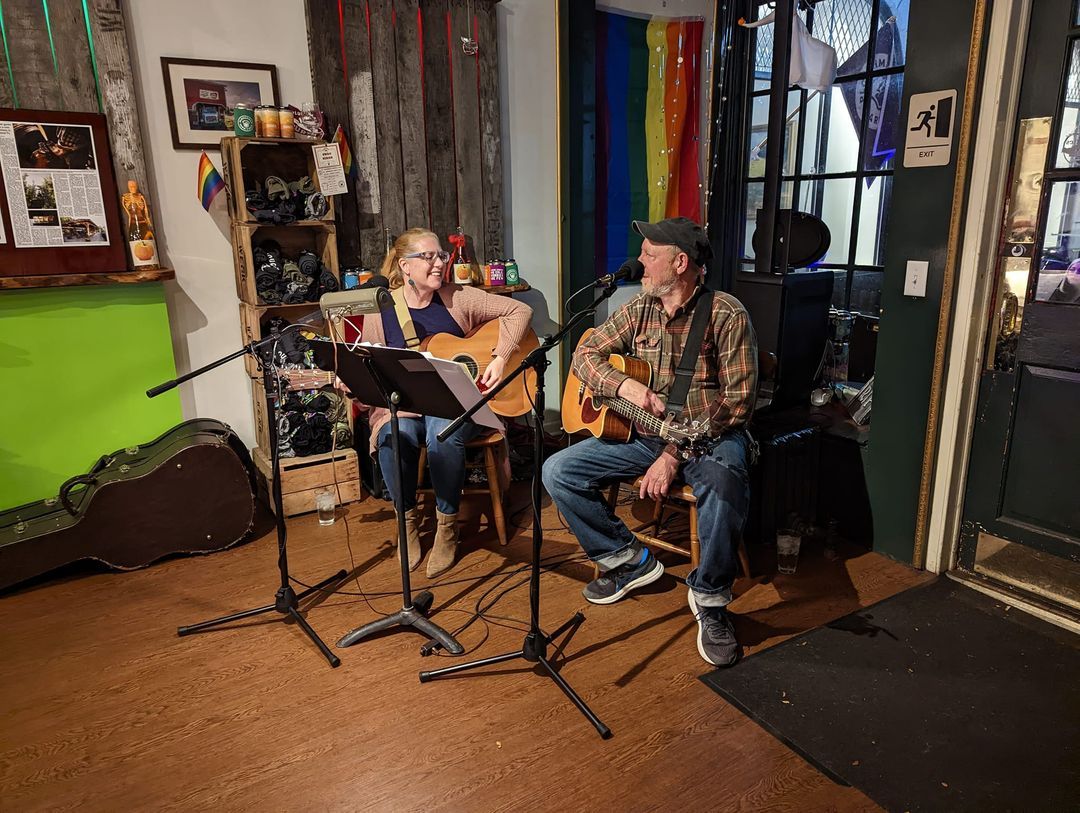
[959,0,1080,587]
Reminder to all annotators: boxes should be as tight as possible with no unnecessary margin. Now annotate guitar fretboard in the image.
[604,396,672,438]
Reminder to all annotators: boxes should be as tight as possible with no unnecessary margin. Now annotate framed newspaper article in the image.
[0,108,127,279]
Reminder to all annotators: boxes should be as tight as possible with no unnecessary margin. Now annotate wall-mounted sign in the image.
[903,89,957,168]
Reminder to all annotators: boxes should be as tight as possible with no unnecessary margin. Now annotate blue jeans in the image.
[542,431,750,607]
[377,416,479,515]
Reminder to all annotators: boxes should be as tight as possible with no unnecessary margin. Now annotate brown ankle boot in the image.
[426,509,459,578]
[398,508,422,571]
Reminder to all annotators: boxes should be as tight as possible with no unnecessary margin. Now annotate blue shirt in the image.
[380,294,464,349]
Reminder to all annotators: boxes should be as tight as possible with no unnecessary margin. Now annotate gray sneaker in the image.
[582,551,664,605]
[687,588,740,667]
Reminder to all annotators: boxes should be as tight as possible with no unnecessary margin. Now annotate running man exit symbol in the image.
[904,89,957,167]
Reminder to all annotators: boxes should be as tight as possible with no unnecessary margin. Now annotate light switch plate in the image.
[904,260,929,297]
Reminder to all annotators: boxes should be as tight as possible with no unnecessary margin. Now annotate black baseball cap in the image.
[632,217,712,267]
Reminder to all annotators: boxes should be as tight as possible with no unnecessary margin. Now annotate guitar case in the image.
[0,418,258,592]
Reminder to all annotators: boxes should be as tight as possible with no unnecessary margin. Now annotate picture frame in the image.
[161,57,280,151]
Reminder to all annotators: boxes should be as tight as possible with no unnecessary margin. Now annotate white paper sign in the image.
[312,143,348,196]
[904,89,957,168]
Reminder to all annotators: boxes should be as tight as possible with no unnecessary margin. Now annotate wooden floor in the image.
[0,487,931,812]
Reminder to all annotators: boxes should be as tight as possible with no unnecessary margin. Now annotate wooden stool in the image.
[417,431,509,546]
[596,477,751,578]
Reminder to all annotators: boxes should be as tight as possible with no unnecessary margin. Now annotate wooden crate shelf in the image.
[221,136,336,225]
[249,376,351,455]
[253,446,362,517]
[231,221,340,305]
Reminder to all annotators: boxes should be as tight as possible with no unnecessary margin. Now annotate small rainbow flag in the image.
[198,151,226,211]
[332,124,357,179]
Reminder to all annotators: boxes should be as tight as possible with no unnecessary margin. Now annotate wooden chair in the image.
[599,476,751,578]
[417,430,509,546]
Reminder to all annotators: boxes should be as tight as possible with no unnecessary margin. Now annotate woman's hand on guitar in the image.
[480,355,507,390]
[617,377,666,417]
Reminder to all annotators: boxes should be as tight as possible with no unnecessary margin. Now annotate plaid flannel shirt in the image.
[572,286,758,461]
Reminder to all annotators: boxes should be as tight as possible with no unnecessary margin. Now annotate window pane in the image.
[850,270,884,315]
[743,181,794,259]
[1035,180,1080,302]
[752,3,808,79]
[830,270,850,309]
[809,0,872,75]
[856,175,893,265]
[798,177,855,264]
[802,81,861,175]
[748,90,802,178]
[1055,39,1080,168]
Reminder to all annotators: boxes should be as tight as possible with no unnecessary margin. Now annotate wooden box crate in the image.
[232,221,339,304]
[239,301,332,377]
[253,446,362,516]
[221,136,336,225]
[250,375,350,453]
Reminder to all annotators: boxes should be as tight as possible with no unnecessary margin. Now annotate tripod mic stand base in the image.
[337,590,463,653]
[177,569,348,668]
[418,610,612,739]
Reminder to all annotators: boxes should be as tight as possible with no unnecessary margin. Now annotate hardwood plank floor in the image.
[0,487,931,811]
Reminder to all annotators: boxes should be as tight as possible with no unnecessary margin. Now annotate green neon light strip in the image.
[80,0,103,113]
[41,0,57,74]
[0,0,18,107]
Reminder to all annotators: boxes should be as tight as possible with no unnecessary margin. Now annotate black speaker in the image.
[734,270,834,408]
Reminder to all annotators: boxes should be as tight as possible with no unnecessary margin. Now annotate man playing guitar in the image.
[543,217,758,667]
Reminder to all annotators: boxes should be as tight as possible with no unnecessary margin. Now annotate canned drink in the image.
[342,269,360,289]
[505,259,519,285]
[255,106,280,138]
[357,268,374,285]
[488,260,506,286]
[233,104,255,137]
[278,108,295,138]
[453,262,473,284]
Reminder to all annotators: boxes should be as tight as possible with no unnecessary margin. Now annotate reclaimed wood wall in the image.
[0,0,150,208]
[306,0,504,269]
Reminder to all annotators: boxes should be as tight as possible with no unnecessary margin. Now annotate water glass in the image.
[315,488,336,526]
[776,531,801,574]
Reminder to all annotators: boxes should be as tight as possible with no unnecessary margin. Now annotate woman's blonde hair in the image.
[381,228,440,289]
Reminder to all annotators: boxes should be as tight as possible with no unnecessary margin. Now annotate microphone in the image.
[596,259,644,286]
[359,274,390,290]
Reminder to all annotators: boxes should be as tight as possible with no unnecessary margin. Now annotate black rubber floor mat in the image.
[701,577,1080,812]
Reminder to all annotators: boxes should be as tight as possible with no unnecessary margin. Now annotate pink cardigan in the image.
[359,283,533,453]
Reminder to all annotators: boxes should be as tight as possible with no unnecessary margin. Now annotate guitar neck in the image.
[605,396,670,437]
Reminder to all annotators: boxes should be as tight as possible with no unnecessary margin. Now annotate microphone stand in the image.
[147,331,347,667]
[418,279,623,739]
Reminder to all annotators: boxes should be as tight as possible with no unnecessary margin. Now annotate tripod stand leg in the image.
[177,600,277,636]
[547,611,586,644]
[296,569,348,601]
[537,655,612,739]
[337,611,407,647]
[287,607,341,667]
[418,649,521,682]
[413,616,464,655]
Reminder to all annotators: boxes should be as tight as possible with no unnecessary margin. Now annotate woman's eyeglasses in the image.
[403,250,450,263]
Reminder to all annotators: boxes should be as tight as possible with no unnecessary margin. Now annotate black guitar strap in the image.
[665,288,714,421]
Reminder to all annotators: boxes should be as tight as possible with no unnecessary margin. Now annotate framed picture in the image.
[0,108,127,278]
[161,57,280,150]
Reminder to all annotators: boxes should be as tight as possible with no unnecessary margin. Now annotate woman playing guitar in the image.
[359,228,533,577]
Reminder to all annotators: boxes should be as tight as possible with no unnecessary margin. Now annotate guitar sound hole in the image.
[454,355,480,379]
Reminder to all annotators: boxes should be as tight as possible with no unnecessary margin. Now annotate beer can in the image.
[278,107,295,138]
[255,106,280,138]
[505,259,519,285]
[233,104,255,137]
[488,260,506,286]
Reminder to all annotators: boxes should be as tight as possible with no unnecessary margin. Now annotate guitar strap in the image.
[664,288,714,422]
[391,287,422,349]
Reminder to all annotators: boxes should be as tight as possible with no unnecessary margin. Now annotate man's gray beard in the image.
[643,279,677,298]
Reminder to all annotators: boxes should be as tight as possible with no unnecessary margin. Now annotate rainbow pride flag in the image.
[198,152,225,211]
[596,12,703,277]
[333,125,357,179]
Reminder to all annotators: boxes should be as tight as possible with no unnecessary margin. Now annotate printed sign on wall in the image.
[904,89,957,168]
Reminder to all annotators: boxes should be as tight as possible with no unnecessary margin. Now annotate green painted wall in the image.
[865,0,981,562]
[0,284,182,509]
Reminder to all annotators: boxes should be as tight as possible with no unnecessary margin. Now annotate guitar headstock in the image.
[659,418,714,460]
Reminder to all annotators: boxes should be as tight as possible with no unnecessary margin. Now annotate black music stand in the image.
[311,341,484,654]
[148,333,348,667]
[417,282,621,739]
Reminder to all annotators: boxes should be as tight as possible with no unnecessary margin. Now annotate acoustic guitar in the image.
[561,328,713,459]
[422,320,540,417]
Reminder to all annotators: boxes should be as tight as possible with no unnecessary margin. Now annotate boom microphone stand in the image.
[148,333,347,667]
[418,278,626,739]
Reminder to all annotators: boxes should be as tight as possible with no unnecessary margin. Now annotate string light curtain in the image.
[595,10,704,277]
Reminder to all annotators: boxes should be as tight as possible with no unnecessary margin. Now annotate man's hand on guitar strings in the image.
[617,377,666,418]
